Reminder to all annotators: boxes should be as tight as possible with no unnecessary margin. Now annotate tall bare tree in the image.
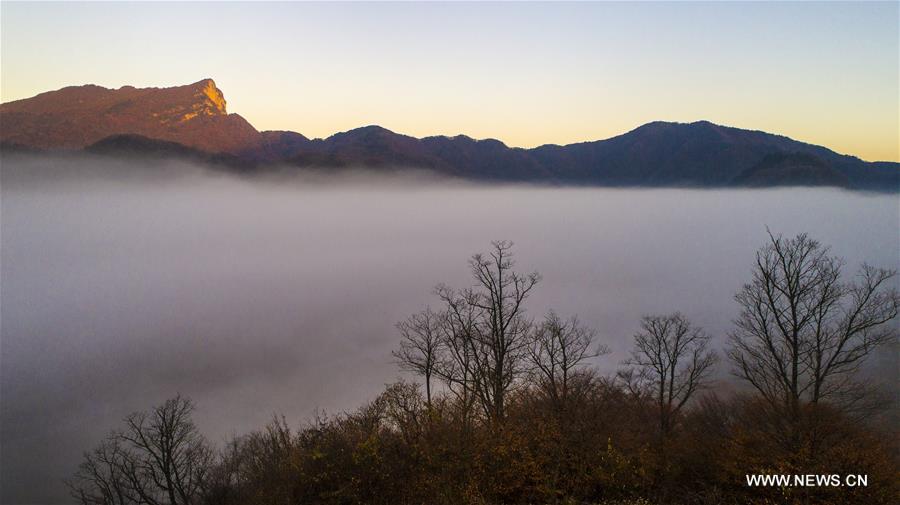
[529,311,607,411]
[435,240,540,423]
[392,307,443,407]
[68,395,213,505]
[619,313,717,437]
[434,285,479,423]
[728,232,898,432]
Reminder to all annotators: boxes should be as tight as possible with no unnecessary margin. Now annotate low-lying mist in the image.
[2,154,898,504]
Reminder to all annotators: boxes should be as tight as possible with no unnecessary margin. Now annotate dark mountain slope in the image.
[733,152,850,187]
[421,135,551,181]
[86,134,254,171]
[257,131,311,161]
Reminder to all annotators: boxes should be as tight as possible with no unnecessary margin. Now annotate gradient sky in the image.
[2,1,898,161]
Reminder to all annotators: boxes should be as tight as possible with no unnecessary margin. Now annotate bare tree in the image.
[434,286,479,423]
[392,307,443,407]
[728,232,898,430]
[619,313,717,437]
[68,395,213,505]
[529,311,607,411]
[68,438,133,505]
[434,240,540,423]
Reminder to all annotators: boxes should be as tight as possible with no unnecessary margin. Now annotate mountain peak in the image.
[346,125,396,135]
[191,78,227,115]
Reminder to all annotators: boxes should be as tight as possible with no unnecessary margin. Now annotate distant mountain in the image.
[2,79,897,190]
[289,126,449,171]
[0,79,261,154]
[530,121,898,189]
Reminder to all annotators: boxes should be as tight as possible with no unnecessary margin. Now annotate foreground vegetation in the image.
[69,234,899,505]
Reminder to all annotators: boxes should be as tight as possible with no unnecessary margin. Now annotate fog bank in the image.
[2,156,898,504]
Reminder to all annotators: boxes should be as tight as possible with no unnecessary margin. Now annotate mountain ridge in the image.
[0,79,260,154]
[2,80,897,190]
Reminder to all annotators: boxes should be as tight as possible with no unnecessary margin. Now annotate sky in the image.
[1,1,898,162]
